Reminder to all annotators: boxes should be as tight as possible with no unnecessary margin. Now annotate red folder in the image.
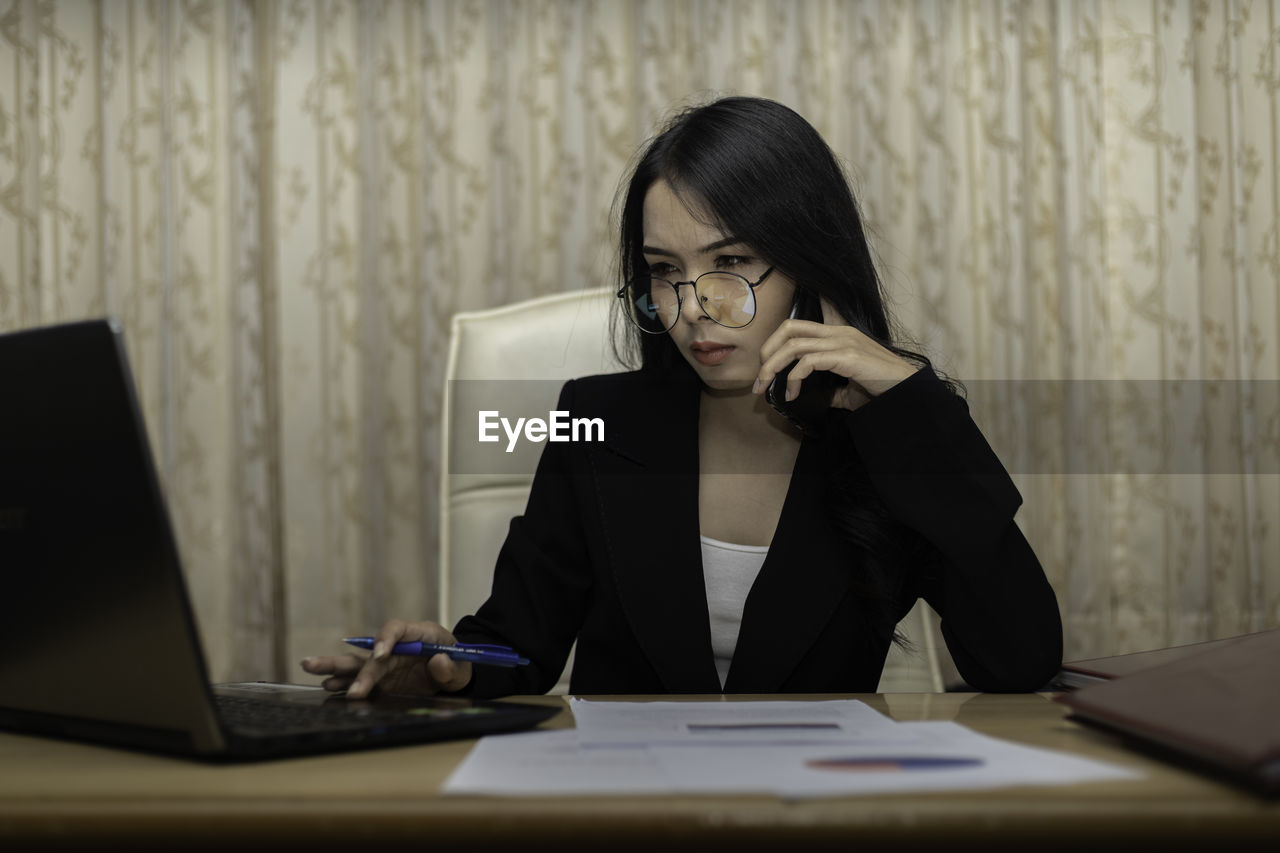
[1054,632,1259,689]
[1056,629,1280,795]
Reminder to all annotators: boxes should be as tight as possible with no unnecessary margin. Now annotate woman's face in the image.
[641,180,795,392]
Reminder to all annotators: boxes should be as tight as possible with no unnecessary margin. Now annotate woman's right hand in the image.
[299,619,473,699]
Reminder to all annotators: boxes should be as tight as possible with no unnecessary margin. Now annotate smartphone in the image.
[765,290,845,431]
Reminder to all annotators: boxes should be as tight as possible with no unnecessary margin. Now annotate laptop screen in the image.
[0,319,226,752]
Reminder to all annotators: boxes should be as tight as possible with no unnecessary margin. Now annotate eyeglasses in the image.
[617,267,775,334]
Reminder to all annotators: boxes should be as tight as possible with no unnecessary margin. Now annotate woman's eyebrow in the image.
[698,236,748,253]
[642,236,748,257]
[641,245,675,257]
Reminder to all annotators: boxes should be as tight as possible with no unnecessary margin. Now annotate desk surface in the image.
[2,693,1277,850]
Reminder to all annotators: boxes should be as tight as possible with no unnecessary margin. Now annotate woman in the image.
[302,96,1062,698]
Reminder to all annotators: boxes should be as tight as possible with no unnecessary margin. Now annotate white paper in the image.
[568,697,897,746]
[649,722,1142,797]
[443,700,1141,798]
[444,730,672,795]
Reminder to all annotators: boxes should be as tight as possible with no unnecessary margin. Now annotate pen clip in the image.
[457,643,518,654]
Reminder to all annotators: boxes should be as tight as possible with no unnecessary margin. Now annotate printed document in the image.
[443,699,1140,797]
[568,698,898,745]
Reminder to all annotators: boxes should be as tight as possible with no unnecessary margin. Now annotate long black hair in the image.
[612,96,943,646]
[613,96,926,372]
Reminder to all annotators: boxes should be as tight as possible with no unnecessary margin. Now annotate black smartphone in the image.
[765,290,845,431]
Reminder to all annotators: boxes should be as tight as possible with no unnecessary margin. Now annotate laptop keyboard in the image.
[215,694,426,734]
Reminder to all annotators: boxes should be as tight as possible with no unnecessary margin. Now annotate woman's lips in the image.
[690,341,735,366]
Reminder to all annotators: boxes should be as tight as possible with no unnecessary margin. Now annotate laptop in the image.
[0,318,558,759]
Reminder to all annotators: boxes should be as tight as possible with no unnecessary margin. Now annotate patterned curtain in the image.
[2,0,1276,683]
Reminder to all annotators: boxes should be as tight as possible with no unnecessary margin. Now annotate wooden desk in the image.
[1,693,1277,850]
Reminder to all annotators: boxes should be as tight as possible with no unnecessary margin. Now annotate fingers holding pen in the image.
[426,652,473,693]
[403,621,474,693]
[369,617,412,664]
[298,619,424,699]
[299,619,479,699]
[352,619,473,699]
[347,618,418,699]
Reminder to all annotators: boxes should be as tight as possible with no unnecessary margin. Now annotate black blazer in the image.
[454,368,1063,696]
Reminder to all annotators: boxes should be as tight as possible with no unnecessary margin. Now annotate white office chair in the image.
[439,288,620,694]
[438,288,944,694]
[878,605,945,692]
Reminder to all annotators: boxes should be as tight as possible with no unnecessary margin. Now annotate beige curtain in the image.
[2,0,1276,682]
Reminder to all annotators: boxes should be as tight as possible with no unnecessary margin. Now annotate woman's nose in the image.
[677,282,708,324]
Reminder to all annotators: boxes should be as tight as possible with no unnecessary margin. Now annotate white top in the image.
[700,534,769,689]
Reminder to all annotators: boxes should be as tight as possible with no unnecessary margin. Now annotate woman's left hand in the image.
[753,297,918,412]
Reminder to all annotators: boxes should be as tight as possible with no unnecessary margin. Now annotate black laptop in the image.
[0,318,558,759]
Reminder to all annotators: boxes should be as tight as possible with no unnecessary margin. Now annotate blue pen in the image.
[343,637,529,667]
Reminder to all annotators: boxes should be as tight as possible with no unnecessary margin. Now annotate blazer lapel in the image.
[589,375,722,693]
[725,434,852,692]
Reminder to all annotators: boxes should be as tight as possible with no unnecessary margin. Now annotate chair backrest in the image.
[440,288,621,693]
[878,601,945,692]
[439,288,943,693]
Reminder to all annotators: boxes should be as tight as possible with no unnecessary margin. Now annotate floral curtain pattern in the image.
[2,0,1276,682]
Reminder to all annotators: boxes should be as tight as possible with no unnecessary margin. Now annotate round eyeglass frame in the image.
[616,266,776,334]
